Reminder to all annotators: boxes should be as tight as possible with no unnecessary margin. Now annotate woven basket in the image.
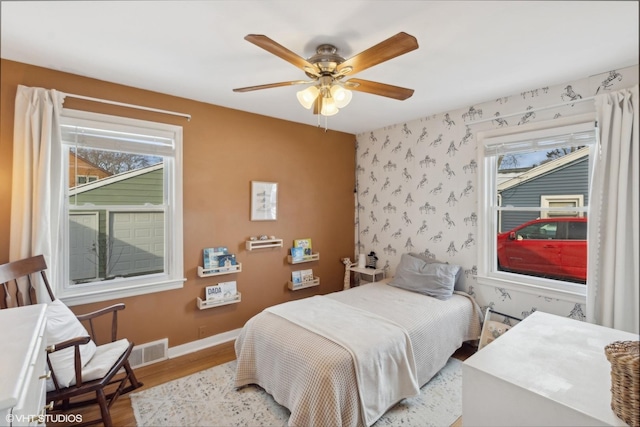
[605,340,639,427]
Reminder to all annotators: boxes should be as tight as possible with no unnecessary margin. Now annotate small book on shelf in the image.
[290,246,304,262]
[293,238,312,257]
[300,268,314,283]
[205,281,237,301]
[203,247,228,269]
[217,254,237,270]
[291,270,302,284]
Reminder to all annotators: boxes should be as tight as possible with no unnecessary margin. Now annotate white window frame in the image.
[476,114,596,303]
[540,195,584,218]
[76,175,99,185]
[59,109,185,306]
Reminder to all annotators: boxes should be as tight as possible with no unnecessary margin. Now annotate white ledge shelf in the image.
[196,293,241,310]
[197,263,242,277]
[198,262,242,277]
[246,239,283,251]
[288,277,320,291]
[287,253,320,264]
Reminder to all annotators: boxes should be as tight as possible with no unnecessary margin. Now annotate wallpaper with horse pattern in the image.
[354,65,638,322]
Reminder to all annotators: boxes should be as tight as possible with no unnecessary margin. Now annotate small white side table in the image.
[348,266,385,285]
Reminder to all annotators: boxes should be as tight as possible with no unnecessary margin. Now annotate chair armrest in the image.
[76,303,125,322]
[46,335,92,353]
[76,303,126,344]
[46,335,92,391]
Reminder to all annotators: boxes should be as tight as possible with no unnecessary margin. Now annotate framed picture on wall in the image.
[251,181,278,221]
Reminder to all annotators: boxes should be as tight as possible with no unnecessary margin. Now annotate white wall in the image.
[355,65,638,320]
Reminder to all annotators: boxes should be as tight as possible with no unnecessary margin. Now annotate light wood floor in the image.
[52,341,475,427]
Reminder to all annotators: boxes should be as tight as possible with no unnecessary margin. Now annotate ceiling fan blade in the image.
[233,80,310,92]
[244,34,318,74]
[337,32,418,76]
[345,78,415,100]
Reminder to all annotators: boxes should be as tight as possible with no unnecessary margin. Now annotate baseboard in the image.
[167,328,241,359]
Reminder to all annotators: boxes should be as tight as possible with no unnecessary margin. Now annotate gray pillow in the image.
[389,253,460,300]
[408,252,462,288]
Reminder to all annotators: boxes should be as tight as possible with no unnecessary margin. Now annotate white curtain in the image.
[587,84,639,334]
[10,85,65,301]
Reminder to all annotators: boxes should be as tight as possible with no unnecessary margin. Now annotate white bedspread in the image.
[235,281,482,427]
[266,295,420,425]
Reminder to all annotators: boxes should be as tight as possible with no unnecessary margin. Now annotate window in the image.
[540,195,584,218]
[59,109,184,305]
[76,175,98,185]
[477,120,597,297]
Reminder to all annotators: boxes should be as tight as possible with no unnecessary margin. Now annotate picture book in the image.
[291,270,302,284]
[217,254,237,270]
[300,268,314,283]
[293,238,312,257]
[203,247,228,269]
[291,246,304,262]
[205,281,237,301]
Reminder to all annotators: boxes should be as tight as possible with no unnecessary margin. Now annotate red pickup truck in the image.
[497,217,587,283]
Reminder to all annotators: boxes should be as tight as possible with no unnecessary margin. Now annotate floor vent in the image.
[129,338,168,368]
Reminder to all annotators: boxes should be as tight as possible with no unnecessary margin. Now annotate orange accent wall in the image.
[0,59,355,347]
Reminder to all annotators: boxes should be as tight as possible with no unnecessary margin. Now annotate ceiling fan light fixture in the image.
[296,85,320,109]
[320,96,338,116]
[234,32,419,121]
[330,85,352,108]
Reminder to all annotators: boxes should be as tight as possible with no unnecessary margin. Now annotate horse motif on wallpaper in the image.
[405,149,414,162]
[446,141,459,157]
[492,112,509,127]
[596,70,623,94]
[419,201,436,215]
[462,106,483,122]
[518,106,536,125]
[416,127,428,144]
[459,127,473,146]
[419,155,436,168]
[463,160,477,174]
[430,134,443,147]
[560,85,582,102]
[404,193,415,206]
[404,238,415,251]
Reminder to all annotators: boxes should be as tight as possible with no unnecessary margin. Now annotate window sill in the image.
[476,274,586,304]
[59,277,186,307]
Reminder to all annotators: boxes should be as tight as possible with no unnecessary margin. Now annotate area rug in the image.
[131,358,462,427]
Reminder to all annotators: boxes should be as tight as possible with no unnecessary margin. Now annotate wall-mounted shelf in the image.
[197,263,242,277]
[196,293,241,310]
[287,253,320,264]
[288,277,320,291]
[246,238,283,251]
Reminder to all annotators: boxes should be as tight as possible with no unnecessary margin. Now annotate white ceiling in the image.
[1,1,638,135]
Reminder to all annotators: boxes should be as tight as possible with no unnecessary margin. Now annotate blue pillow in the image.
[389,253,460,300]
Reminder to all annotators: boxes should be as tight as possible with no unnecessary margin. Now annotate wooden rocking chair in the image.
[0,255,142,426]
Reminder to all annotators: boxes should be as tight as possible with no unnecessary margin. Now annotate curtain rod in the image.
[466,95,596,126]
[61,91,191,121]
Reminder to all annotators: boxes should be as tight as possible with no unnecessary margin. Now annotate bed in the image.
[235,256,482,427]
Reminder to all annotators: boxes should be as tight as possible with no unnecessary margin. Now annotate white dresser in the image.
[0,304,48,426]
[463,311,639,426]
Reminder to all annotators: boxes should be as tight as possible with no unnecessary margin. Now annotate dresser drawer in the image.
[0,305,47,427]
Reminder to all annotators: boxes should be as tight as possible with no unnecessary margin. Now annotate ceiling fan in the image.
[233,32,419,116]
